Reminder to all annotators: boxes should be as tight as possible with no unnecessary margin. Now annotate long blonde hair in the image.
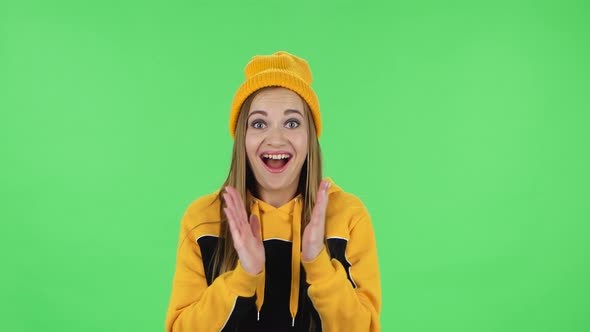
[212,87,323,277]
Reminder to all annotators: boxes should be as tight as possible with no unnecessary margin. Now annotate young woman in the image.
[165,51,381,331]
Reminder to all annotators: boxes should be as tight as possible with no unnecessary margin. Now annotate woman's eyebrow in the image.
[248,109,302,118]
[284,109,303,116]
[248,110,267,118]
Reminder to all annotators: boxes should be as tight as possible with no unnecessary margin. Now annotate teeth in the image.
[262,153,290,160]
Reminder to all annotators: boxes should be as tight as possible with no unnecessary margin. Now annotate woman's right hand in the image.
[223,186,265,275]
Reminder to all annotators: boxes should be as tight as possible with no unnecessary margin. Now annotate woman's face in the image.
[245,87,309,194]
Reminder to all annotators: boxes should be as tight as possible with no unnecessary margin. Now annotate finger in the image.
[320,181,330,207]
[250,214,261,242]
[225,186,245,226]
[310,203,322,226]
[312,182,330,224]
[322,181,330,208]
[224,207,241,238]
[224,189,245,232]
[223,188,234,211]
[322,180,330,195]
[224,186,236,210]
[311,204,325,225]
[316,180,329,203]
[229,186,249,226]
[223,191,235,216]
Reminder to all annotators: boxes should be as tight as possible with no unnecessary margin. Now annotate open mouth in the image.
[260,152,292,173]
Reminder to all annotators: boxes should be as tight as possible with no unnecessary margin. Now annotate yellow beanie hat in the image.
[229,51,321,139]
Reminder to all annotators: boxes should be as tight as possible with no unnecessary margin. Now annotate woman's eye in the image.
[285,120,300,129]
[251,120,266,129]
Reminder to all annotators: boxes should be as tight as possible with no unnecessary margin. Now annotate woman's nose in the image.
[265,125,287,145]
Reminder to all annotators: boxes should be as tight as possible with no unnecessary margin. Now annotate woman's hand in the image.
[302,180,330,261]
[223,186,265,275]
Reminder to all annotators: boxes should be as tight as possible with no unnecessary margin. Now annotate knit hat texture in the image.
[229,51,321,139]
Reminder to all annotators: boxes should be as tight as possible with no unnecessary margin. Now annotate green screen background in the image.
[1,0,589,331]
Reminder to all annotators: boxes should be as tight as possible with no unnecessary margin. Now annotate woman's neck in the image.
[257,181,299,208]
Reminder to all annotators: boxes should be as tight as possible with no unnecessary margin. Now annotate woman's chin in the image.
[260,179,291,191]
[256,175,299,192]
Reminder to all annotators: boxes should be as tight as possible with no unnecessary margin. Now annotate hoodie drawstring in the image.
[250,200,264,320]
[290,195,303,326]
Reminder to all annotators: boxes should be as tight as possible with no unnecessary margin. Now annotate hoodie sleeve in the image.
[301,204,382,332]
[165,206,263,331]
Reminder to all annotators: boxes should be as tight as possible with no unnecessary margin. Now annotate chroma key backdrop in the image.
[1,0,588,331]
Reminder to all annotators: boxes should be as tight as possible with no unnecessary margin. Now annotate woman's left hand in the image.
[302,180,330,261]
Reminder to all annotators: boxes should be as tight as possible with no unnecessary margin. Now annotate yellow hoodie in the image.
[165,178,381,331]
